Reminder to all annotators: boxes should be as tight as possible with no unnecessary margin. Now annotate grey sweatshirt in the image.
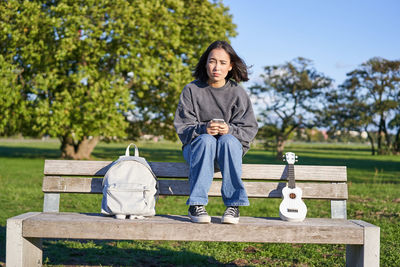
[174,79,258,154]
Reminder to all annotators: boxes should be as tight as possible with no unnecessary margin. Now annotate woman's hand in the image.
[218,122,229,135]
[207,121,229,135]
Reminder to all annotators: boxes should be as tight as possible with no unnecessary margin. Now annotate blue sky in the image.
[222,0,400,87]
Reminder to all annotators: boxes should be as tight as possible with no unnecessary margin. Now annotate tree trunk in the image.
[377,116,386,155]
[382,118,392,153]
[365,129,375,155]
[276,135,285,160]
[60,135,100,159]
[394,128,400,155]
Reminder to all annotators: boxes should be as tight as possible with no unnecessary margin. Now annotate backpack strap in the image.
[102,144,141,187]
[125,143,139,157]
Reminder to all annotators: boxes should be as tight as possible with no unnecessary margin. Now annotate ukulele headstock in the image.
[283,152,298,165]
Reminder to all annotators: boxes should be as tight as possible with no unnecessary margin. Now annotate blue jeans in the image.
[183,134,250,207]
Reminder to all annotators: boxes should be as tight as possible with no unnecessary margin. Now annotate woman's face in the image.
[206,48,232,88]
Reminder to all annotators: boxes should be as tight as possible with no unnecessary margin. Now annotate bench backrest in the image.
[42,160,348,219]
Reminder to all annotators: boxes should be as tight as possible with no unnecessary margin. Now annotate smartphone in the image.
[211,119,225,124]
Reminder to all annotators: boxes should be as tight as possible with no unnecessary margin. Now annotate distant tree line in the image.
[1,1,399,158]
[251,57,400,157]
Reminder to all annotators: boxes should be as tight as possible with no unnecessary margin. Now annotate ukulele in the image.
[279,152,307,222]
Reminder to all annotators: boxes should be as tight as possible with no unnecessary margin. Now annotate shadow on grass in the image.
[0,145,184,162]
[287,144,372,153]
[1,142,398,183]
[245,148,400,183]
[43,239,226,266]
[92,146,185,162]
[0,145,61,159]
[1,229,226,266]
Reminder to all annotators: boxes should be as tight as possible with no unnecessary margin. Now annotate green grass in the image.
[0,139,399,266]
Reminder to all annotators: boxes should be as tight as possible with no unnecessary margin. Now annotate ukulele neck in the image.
[288,164,296,189]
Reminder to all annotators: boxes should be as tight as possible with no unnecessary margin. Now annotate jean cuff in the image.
[186,200,208,206]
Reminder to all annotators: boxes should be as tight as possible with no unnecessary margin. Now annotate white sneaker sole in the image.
[188,212,211,223]
[221,216,239,224]
[115,214,147,220]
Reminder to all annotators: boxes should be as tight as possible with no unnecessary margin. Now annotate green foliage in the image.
[0,55,28,135]
[1,0,132,142]
[125,0,237,140]
[0,0,236,157]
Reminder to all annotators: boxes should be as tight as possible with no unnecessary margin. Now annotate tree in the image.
[250,57,332,158]
[321,57,400,155]
[0,0,236,159]
[319,81,377,152]
[0,55,28,136]
[125,0,237,140]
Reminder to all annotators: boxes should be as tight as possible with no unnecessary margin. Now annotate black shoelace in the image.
[193,205,208,216]
[224,206,239,217]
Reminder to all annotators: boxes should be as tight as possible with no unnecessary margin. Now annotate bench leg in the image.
[43,193,60,212]
[346,220,380,267]
[331,199,347,219]
[6,213,42,267]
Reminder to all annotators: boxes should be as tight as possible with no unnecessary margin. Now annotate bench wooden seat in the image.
[6,160,380,266]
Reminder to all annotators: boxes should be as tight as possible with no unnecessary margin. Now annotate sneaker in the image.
[115,214,126,220]
[221,206,239,224]
[188,205,211,223]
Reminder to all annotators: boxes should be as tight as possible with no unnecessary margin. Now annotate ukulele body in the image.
[279,186,307,222]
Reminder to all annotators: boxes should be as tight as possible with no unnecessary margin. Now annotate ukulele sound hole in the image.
[289,193,296,199]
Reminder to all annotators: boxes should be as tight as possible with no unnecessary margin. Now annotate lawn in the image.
[0,139,399,266]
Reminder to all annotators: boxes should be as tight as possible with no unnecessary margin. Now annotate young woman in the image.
[173,40,258,224]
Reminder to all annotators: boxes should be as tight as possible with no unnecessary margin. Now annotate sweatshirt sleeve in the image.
[227,89,258,154]
[173,86,207,147]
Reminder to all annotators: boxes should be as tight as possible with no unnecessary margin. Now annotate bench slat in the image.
[43,176,348,199]
[44,160,347,181]
[21,212,364,244]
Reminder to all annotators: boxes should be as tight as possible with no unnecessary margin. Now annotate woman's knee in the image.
[192,134,217,149]
[218,134,241,147]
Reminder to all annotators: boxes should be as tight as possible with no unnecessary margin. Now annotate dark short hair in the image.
[194,40,249,83]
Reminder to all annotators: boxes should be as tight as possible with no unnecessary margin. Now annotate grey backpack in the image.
[101,144,158,219]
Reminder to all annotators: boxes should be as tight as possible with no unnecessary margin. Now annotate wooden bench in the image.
[6,159,380,266]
